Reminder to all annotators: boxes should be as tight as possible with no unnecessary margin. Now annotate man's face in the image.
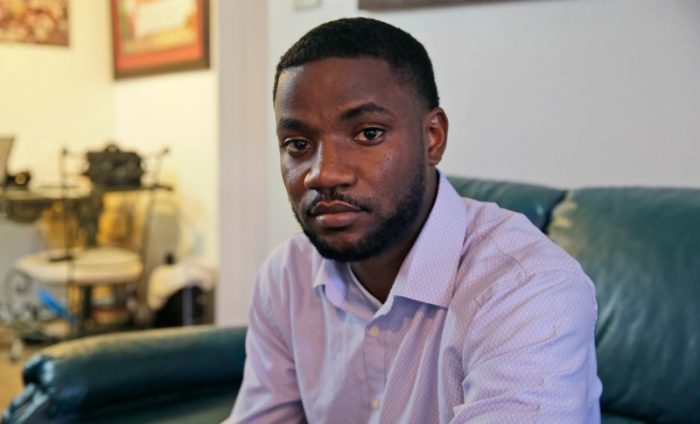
[274,57,443,261]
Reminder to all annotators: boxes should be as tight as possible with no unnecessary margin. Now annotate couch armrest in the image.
[3,325,246,423]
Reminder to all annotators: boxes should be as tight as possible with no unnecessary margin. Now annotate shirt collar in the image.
[313,258,346,307]
[389,172,467,308]
[312,171,468,310]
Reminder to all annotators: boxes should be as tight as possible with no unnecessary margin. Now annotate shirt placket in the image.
[363,317,386,422]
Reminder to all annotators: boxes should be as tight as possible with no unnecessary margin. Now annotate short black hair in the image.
[273,17,439,109]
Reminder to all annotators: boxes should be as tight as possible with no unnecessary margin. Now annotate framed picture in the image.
[111,0,209,79]
[0,0,69,46]
[359,0,497,10]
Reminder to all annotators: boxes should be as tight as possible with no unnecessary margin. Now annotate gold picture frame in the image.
[111,0,209,79]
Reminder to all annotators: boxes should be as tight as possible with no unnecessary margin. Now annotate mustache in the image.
[304,191,370,216]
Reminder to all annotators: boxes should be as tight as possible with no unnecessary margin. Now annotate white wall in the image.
[216,0,269,326]
[395,0,700,188]
[113,3,219,264]
[0,0,115,183]
[216,0,700,324]
[114,70,219,263]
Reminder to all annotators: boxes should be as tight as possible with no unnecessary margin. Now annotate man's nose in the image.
[304,141,356,191]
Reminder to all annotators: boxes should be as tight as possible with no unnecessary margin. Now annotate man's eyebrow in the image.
[277,117,306,132]
[340,103,395,121]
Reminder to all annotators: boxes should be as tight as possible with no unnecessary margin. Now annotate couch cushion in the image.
[548,187,700,423]
[7,326,246,422]
[70,386,238,424]
[601,413,646,424]
[447,176,564,230]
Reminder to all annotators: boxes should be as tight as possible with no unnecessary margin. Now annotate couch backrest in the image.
[548,188,700,423]
[447,176,565,231]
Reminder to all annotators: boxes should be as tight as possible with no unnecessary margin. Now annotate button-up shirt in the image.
[228,174,602,423]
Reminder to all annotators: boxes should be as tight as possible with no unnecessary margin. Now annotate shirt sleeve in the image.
[224,269,306,423]
[451,271,602,424]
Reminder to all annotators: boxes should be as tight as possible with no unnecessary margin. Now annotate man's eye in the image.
[283,139,310,154]
[354,128,385,143]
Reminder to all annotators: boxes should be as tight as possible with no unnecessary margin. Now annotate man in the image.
[228,17,601,423]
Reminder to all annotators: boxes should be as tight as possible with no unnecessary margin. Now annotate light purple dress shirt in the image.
[228,174,602,423]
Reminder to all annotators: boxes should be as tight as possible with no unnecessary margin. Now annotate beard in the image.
[292,166,427,262]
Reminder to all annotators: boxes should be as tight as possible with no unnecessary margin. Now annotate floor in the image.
[0,327,43,411]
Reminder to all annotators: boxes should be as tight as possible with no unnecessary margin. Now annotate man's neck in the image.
[349,237,415,303]
[349,173,440,303]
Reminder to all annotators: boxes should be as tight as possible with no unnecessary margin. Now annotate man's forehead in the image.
[274,57,418,113]
[286,57,413,87]
[279,57,396,85]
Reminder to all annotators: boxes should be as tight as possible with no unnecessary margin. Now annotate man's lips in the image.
[309,201,364,228]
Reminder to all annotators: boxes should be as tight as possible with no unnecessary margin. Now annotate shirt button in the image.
[369,325,380,336]
[371,398,381,410]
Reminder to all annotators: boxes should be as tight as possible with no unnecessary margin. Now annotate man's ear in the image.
[425,107,448,166]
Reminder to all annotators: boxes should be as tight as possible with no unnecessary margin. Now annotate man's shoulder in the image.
[458,198,589,294]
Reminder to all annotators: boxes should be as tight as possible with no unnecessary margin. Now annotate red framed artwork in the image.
[359,0,502,9]
[111,0,209,79]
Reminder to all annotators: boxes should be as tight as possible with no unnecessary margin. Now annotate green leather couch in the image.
[3,326,246,423]
[4,177,699,423]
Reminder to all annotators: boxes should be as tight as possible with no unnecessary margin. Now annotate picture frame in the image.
[111,0,209,79]
[0,0,70,46]
[359,0,497,10]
